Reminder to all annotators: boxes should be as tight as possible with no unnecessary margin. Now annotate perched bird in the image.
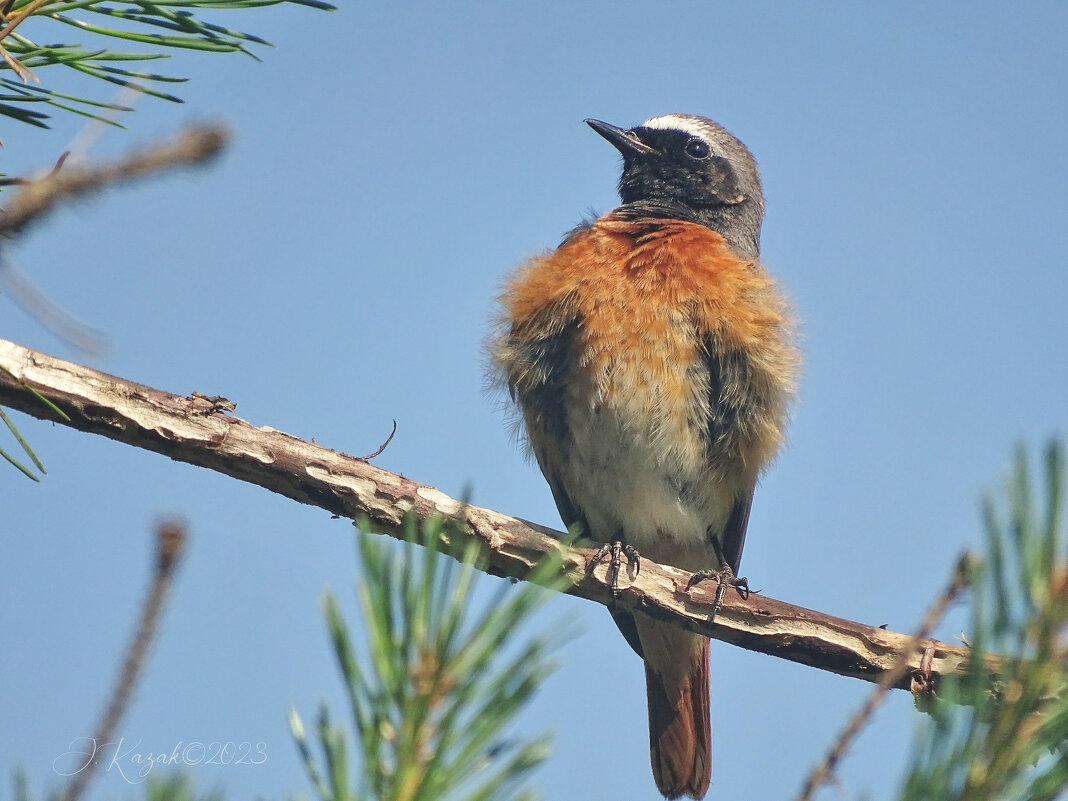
[491,114,798,799]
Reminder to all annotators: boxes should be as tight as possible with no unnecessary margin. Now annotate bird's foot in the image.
[685,564,749,621]
[587,539,640,598]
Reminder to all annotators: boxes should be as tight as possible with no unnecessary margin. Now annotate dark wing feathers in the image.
[719,488,753,575]
[505,300,577,448]
[702,335,758,572]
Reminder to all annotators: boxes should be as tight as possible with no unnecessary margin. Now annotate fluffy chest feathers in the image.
[494,213,796,568]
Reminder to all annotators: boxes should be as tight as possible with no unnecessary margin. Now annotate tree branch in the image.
[0,336,995,695]
[0,125,227,235]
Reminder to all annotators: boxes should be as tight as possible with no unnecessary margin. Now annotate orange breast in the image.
[499,212,795,493]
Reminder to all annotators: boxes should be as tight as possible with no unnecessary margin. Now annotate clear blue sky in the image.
[3,3,1067,800]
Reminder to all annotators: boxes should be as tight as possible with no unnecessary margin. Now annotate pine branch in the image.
[894,443,1068,800]
[0,334,1002,697]
[59,520,187,801]
[0,0,336,129]
[290,516,569,801]
[0,122,227,233]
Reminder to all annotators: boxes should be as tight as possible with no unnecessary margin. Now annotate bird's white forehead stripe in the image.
[640,114,714,141]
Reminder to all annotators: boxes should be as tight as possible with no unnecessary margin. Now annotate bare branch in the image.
[0,336,997,694]
[360,418,397,460]
[60,519,186,801]
[795,556,971,801]
[0,125,228,238]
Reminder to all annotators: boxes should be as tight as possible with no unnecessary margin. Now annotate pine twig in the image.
[359,418,397,460]
[796,555,972,801]
[60,520,187,801]
[0,123,227,238]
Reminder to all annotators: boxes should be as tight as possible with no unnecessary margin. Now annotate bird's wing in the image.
[719,485,754,575]
[701,334,762,572]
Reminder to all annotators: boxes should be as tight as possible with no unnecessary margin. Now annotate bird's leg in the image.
[685,564,749,621]
[685,538,749,621]
[587,535,640,598]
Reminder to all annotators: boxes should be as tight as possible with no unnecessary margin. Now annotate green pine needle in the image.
[899,439,1068,801]
[0,0,336,131]
[0,442,42,480]
[291,513,576,801]
[0,405,45,479]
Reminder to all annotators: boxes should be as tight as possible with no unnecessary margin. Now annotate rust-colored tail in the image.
[644,638,711,799]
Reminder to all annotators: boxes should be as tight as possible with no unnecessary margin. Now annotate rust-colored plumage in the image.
[492,115,798,799]
[502,214,793,490]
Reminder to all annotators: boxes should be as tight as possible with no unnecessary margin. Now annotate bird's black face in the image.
[585,115,766,258]
[626,127,747,207]
[586,118,746,209]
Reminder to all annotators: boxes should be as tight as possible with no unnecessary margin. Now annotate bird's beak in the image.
[585,119,658,156]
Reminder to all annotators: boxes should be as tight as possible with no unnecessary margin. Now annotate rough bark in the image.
[0,336,989,693]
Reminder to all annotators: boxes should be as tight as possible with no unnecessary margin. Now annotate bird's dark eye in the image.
[684,138,710,159]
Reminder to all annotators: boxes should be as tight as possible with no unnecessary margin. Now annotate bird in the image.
[490,114,798,799]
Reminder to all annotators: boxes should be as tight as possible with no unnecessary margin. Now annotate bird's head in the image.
[586,114,765,258]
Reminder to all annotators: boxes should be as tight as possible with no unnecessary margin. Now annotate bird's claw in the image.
[587,539,640,597]
[685,564,749,621]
